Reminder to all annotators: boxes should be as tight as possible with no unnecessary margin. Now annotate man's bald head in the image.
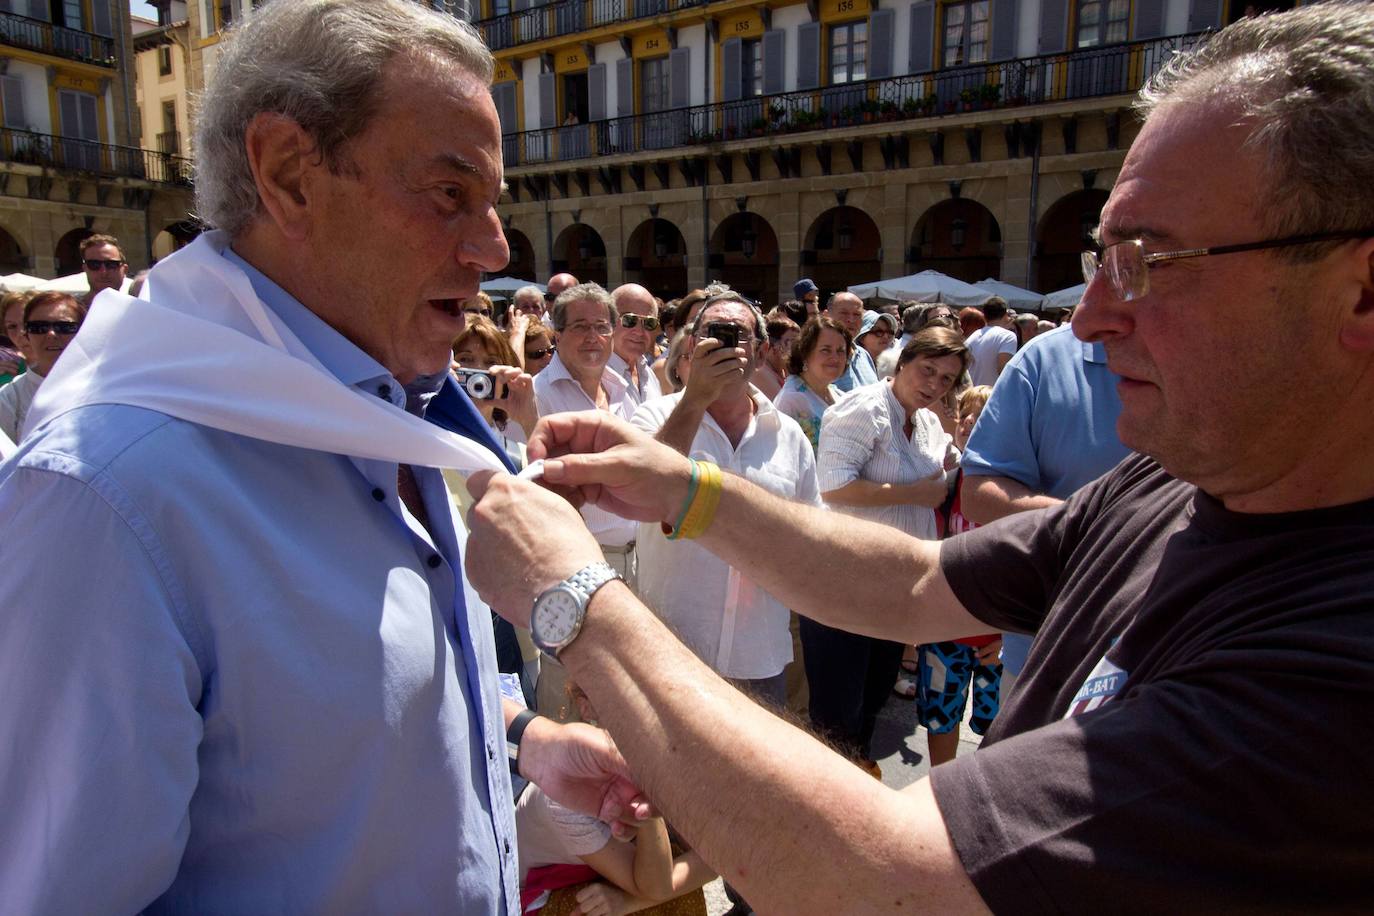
[612,283,657,314]
[547,273,579,298]
[824,292,864,337]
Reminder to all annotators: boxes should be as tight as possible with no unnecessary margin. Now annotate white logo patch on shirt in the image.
[1064,649,1129,719]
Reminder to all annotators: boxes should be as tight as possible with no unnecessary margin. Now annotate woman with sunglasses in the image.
[521,318,557,376]
[0,292,86,443]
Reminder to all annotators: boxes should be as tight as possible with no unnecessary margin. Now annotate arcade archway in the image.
[709,212,779,307]
[1034,189,1108,294]
[552,223,608,289]
[624,218,687,302]
[909,199,1001,284]
[802,206,881,299]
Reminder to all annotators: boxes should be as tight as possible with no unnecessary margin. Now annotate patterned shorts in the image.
[916,641,1002,736]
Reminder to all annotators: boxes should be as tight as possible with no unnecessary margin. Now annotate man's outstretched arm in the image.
[507,409,985,646]
[466,468,989,914]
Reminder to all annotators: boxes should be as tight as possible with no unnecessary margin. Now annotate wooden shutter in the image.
[1132,0,1164,39]
[989,0,1017,60]
[868,8,895,78]
[538,70,556,128]
[762,29,785,94]
[796,21,820,90]
[908,1,934,73]
[1,75,25,130]
[27,0,49,19]
[616,56,634,114]
[669,47,690,108]
[492,82,519,133]
[587,62,607,121]
[722,37,742,102]
[1188,0,1221,32]
[1038,0,1069,54]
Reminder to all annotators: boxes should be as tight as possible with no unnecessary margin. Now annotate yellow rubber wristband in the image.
[675,460,722,539]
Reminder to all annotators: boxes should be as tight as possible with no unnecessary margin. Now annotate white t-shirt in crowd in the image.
[533,351,638,546]
[0,369,43,443]
[632,387,821,679]
[965,324,1018,387]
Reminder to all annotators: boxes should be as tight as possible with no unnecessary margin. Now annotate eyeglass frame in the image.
[82,258,125,271]
[26,319,82,336]
[1081,228,1374,302]
[618,313,661,332]
[562,320,615,337]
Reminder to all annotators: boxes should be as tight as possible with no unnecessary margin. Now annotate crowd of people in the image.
[2,0,1372,913]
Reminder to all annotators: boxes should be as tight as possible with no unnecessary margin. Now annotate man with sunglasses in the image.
[77,234,128,309]
[609,284,663,408]
[462,4,1374,911]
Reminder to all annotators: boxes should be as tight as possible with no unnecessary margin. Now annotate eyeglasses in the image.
[1081,228,1374,302]
[618,314,661,332]
[26,320,81,336]
[564,321,614,337]
[525,345,556,360]
[463,307,492,317]
[515,301,544,313]
[83,258,125,271]
[544,292,557,302]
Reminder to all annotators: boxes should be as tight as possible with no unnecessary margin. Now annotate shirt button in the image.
[487,745,495,761]
[427,555,442,569]
[504,839,512,856]
[371,488,385,502]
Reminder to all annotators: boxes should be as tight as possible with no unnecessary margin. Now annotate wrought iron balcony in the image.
[478,0,704,51]
[0,128,193,185]
[502,32,1205,169]
[0,11,116,67]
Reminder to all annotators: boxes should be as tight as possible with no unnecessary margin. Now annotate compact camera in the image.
[706,321,740,349]
[454,368,505,401]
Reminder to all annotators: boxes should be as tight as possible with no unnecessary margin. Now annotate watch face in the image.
[534,586,582,647]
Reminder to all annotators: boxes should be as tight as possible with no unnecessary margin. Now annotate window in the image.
[740,38,763,98]
[640,56,670,113]
[829,21,867,84]
[942,0,989,67]
[1075,0,1130,47]
[216,0,234,31]
[58,0,83,29]
[158,44,173,76]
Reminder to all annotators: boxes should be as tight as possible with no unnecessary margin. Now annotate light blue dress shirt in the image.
[834,345,879,393]
[0,251,519,914]
[960,325,1131,675]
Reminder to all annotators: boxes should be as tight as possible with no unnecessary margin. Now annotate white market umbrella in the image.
[0,272,44,292]
[1041,283,1086,312]
[37,274,134,295]
[973,278,1043,311]
[480,276,543,301]
[848,270,992,307]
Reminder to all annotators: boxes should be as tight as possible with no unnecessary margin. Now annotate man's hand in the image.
[523,411,695,526]
[521,716,652,841]
[680,337,746,408]
[465,472,604,627]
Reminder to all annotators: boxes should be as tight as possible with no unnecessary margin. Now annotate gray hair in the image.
[513,285,545,307]
[1138,2,1374,251]
[689,285,766,343]
[194,0,493,235]
[550,283,617,331]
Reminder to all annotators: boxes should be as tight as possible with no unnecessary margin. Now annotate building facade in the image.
[0,0,193,275]
[482,0,1297,303]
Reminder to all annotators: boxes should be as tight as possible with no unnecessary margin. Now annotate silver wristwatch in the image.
[530,562,623,658]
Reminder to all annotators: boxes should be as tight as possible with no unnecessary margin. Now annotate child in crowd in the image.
[912,385,1003,766]
[516,682,715,915]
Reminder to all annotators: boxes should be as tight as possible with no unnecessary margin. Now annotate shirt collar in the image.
[547,351,628,397]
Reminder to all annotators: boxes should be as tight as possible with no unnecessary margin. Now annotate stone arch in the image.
[909,198,1002,284]
[552,223,608,289]
[623,218,687,302]
[54,227,96,276]
[151,219,202,262]
[801,206,882,299]
[1034,189,1109,294]
[502,227,536,281]
[709,212,779,307]
[0,223,27,275]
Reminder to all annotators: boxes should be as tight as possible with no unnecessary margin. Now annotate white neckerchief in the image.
[26,231,503,475]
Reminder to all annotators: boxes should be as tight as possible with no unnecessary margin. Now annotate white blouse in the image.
[817,380,953,540]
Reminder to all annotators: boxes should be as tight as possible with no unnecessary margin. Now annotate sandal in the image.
[892,675,917,700]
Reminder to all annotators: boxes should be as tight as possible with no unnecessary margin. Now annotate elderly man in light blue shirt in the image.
[0,3,643,913]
